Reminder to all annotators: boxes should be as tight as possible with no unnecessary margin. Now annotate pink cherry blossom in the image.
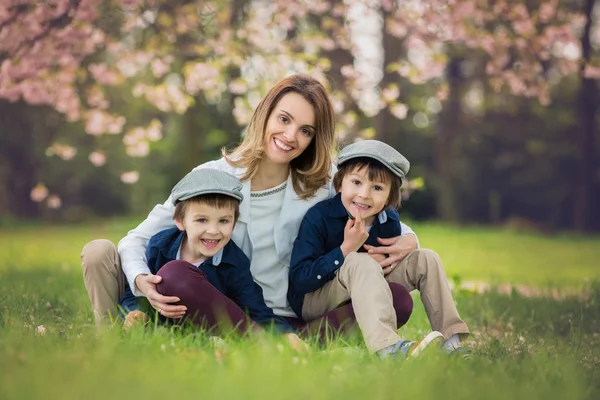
[126,142,150,157]
[583,65,600,79]
[146,120,163,141]
[382,85,400,103]
[47,195,62,209]
[88,152,106,167]
[31,184,49,203]
[120,171,140,184]
[47,143,77,160]
[36,325,47,336]
[390,103,409,120]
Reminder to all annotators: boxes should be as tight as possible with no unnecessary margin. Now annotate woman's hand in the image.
[284,332,310,353]
[363,234,417,275]
[367,252,387,264]
[134,274,187,318]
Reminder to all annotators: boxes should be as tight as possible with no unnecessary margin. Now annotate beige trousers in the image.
[386,248,469,340]
[301,252,401,353]
[80,240,125,325]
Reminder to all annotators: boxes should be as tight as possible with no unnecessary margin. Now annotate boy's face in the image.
[338,166,392,225]
[174,202,236,262]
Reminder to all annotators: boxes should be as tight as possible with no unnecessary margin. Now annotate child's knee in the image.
[342,252,383,277]
[158,260,198,279]
[157,261,204,296]
[413,248,444,271]
[80,239,117,267]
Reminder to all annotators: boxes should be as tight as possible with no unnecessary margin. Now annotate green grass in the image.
[1,219,599,400]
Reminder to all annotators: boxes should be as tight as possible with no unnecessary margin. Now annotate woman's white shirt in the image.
[248,181,296,316]
[117,157,417,312]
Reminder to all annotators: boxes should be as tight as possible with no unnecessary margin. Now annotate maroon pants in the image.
[156,260,413,340]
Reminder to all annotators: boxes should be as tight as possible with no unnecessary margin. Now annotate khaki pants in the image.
[301,252,401,353]
[386,248,469,340]
[80,240,125,325]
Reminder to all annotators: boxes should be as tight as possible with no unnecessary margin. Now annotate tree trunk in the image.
[434,54,465,222]
[573,0,598,232]
[0,101,42,219]
[375,6,403,144]
[223,0,249,145]
[310,0,362,142]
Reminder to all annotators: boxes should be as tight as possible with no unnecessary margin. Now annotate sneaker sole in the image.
[409,331,444,358]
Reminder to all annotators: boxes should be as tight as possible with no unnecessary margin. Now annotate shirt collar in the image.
[378,211,388,224]
[211,248,224,266]
[328,192,398,224]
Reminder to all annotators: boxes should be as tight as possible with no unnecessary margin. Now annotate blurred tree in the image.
[0,0,598,232]
[0,100,53,218]
[434,52,466,223]
[574,0,599,231]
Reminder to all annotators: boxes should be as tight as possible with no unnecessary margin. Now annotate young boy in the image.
[289,140,470,359]
[120,168,305,348]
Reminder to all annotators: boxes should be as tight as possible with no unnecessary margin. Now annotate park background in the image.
[1,1,599,399]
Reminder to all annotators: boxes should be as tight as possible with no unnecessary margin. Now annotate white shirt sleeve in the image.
[399,221,420,248]
[118,158,233,296]
[118,199,177,296]
[328,163,338,199]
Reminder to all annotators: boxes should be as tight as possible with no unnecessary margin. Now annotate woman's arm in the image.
[363,221,419,273]
[118,200,176,296]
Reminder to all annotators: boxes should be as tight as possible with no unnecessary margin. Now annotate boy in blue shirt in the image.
[290,140,469,359]
[121,168,306,350]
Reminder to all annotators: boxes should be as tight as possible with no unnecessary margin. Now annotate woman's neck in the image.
[252,159,290,191]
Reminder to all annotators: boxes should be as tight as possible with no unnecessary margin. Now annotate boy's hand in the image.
[340,212,369,256]
[134,274,187,318]
[284,333,310,353]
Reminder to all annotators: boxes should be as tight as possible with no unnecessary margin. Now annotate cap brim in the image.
[174,189,243,205]
[337,153,406,181]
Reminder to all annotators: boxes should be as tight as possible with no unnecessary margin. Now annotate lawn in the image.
[0,219,599,400]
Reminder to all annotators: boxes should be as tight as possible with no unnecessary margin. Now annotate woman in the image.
[81,74,418,344]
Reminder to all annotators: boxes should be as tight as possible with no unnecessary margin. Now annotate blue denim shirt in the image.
[288,193,402,318]
[120,227,293,333]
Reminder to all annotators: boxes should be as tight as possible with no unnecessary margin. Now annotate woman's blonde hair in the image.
[223,74,336,199]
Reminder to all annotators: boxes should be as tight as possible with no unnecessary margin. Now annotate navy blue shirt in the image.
[120,227,293,333]
[288,193,402,317]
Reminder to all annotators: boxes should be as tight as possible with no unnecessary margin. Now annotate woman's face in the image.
[263,92,316,166]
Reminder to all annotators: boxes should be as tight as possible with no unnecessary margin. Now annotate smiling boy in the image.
[120,169,304,346]
[289,140,469,359]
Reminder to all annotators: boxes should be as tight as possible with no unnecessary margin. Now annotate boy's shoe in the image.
[378,331,444,360]
[404,331,445,357]
[123,310,148,331]
[208,336,228,349]
[448,345,473,359]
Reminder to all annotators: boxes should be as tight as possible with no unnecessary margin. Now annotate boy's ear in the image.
[174,217,185,231]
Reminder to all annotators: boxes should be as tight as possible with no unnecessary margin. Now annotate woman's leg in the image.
[156,260,257,334]
[80,239,125,325]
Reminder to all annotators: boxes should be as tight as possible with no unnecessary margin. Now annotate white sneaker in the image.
[377,331,444,360]
[406,331,445,357]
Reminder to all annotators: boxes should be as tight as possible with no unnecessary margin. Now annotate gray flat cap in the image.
[171,168,243,205]
[337,140,410,182]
